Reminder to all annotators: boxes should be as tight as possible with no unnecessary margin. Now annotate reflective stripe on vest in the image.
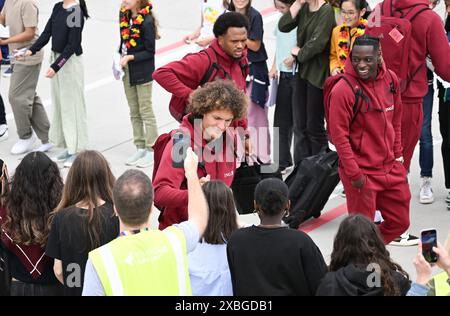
[89,228,191,296]
[99,245,124,296]
[163,227,187,296]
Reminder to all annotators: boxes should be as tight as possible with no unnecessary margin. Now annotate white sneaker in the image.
[419,177,434,204]
[389,232,419,247]
[136,150,153,168]
[0,124,8,142]
[10,133,37,155]
[374,210,384,225]
[126,149,146,166]
[35,142,54,153]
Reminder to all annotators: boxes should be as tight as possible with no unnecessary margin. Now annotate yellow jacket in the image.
[329,21,367,73]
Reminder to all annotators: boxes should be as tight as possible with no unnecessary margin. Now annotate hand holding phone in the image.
[421,229,438,263]
[172,132,190,168]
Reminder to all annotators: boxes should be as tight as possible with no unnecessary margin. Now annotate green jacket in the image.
[279,3,336,88]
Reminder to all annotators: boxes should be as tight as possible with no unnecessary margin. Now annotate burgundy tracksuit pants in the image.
[402,101,423,171]
[339,162,411,244]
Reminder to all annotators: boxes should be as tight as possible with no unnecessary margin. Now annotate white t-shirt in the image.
[199,0,227,39]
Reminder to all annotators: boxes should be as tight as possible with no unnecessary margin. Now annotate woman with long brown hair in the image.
[316,215,411,296]
[187,180,239,296]
[1,152,64,296]
[46,150,119,296]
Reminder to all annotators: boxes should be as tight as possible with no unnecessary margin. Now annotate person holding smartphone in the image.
[152,80,247,230]
[408,239,450,296]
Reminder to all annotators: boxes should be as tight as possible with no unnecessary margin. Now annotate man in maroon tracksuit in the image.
[328,35,410,244]
[382,0,450,171]
[153,11,249,130]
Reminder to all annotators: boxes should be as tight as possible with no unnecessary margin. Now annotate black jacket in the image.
[119,14,155,86]
[316,264,411,296]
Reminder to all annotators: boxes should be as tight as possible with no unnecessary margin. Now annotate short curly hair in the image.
[187,80,248,120]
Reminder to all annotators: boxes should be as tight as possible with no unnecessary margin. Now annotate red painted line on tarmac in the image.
[153,6,349,233]
[299,203,348,233]
[155,41,187,55]
[155,7,278,56]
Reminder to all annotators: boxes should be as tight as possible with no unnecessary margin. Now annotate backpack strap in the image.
[340,75,364,126]
[386,69,397,94]
[199,49,214,86]
[404,4,430,22]
[199,48,232,86]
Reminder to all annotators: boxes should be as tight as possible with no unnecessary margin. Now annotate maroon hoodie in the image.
[152,39,248,129]
[378,0,450,103]
[328,60,403,181]
[153,114,237,229]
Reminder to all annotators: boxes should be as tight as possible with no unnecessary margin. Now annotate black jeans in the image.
[438,82,450,189]
[0,94,6,125]
[293,78,328,163]
[274,72,296,169]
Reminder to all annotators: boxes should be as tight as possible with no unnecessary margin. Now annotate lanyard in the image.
[119,228,149,237]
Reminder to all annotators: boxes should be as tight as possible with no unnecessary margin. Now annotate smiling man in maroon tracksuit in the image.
[328,35,410,244]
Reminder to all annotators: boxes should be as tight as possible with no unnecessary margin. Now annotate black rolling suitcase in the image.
[283,150,340,229]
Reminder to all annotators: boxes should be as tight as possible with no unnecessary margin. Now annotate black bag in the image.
[0,246,11,296]
[283,150,340,229]
[231,157,282,214]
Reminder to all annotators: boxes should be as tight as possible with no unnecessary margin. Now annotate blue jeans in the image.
[419,84,434,177]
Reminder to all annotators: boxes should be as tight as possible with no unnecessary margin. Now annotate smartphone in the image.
[172,132,189,168]
[421,229,438,263]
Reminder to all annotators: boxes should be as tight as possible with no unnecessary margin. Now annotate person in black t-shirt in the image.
[227,178,327,296]
[46,150,119,296]
[316,215,411,296]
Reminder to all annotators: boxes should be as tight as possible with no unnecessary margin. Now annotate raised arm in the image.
[184,147,208,238]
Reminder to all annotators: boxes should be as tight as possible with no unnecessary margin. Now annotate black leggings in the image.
[438,82,450,189]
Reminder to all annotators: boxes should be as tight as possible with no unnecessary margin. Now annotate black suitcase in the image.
[283,150,340,229]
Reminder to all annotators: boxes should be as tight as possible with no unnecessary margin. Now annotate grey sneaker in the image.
[419,177,434,204]
[63,154,77,168]
[136,150,153,168]
[126,149,146,166]
[52,150,70,162]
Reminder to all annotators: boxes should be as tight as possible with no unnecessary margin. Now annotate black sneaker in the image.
[389,233,419,246]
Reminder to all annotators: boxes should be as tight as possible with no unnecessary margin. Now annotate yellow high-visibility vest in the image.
[433,272,450,296]
[89,227,192,296]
